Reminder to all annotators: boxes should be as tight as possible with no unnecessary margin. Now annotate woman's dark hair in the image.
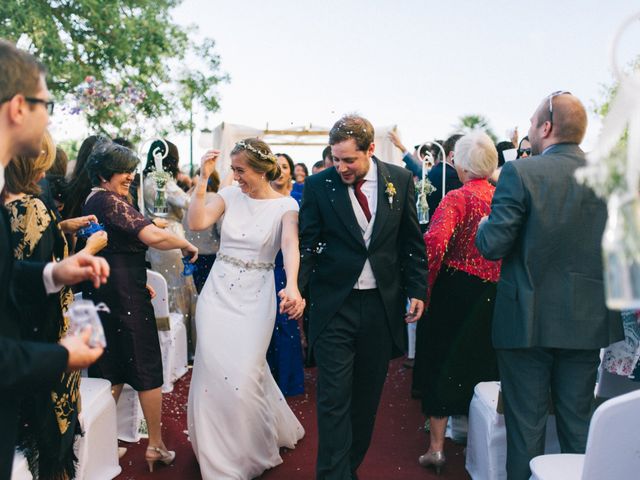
[113,137,135,150]
[517,136,530,158]
[276,153,295,177]
[207,170,221,193]
[495,140,515,167]
[294,162,308,176]
[48,147,68,177]
[87,142,140,187]
[62,134,108,219]
[143,139,179,178]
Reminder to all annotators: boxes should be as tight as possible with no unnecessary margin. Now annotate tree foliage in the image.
[454,114,497,143]
[0,0,228,139]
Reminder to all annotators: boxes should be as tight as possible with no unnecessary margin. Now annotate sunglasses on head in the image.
[547,90,571,124]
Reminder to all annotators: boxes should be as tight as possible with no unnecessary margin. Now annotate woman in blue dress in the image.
[291,160,307,204]
[266,153,305,396]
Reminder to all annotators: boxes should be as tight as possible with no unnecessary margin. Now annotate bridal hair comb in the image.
[235,140,277,163]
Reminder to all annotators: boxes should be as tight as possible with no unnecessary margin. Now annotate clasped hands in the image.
[278,286,306,320]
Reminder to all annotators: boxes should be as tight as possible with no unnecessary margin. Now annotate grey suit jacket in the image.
[475,143,623,350]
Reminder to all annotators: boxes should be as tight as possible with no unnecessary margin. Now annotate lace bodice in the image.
[83,190,152,253]
[217,186,299,264]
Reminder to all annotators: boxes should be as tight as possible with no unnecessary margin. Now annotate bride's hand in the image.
[200,149,220,180]
[279,286,305,320]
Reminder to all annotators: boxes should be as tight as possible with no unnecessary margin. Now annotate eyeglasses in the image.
[24,97,54,115]
[547,90,571,125]
[0,95,54,115]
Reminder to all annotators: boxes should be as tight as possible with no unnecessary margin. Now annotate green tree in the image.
[0,0,228,140]
[454,114,498,143]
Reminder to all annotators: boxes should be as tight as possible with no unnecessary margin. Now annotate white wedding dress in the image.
[187,186,304,479]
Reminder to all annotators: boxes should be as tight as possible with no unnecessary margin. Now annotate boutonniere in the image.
[384,179,396,206]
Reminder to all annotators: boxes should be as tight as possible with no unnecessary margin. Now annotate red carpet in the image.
[118,359,471,479]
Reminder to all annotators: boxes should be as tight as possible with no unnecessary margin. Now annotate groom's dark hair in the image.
[329,114,374,152]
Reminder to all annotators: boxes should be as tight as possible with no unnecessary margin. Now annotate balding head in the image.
[529,92,587,154]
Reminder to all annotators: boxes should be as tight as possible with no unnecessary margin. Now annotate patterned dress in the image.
[82,189,163,391]
[414,179,501,416]
[6,194,79,480]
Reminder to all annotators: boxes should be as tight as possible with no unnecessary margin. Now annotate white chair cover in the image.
[75,378,121,480]
[466,381,560,480]
[596,366,640,399]
[146,269,189,393]
[529,454,584,480]
[158,313,189,393]
[116,384,145,442]
[530,388,640,480]
[10,451,32,480]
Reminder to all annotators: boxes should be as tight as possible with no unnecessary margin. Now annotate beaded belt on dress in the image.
[217,252,275,270]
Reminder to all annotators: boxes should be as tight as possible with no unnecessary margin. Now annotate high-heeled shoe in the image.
[145,446,176,472]
[418,450,446,475]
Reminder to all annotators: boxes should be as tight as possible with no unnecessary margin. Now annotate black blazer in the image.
[0,208,68,479]
[475,143,623,349]
[298,158,428,351]
[427,162,463,215]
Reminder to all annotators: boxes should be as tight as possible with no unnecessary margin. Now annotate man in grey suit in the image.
[475,92,623,480]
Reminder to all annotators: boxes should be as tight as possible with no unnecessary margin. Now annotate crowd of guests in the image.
[0,36,636,480]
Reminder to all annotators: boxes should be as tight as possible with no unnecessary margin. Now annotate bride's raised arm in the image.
[279,210,305,319]
[188,150,226,230]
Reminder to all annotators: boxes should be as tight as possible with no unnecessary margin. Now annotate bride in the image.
[187,138,305,479]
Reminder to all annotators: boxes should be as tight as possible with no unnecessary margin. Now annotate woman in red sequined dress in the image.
[416,131,502,474]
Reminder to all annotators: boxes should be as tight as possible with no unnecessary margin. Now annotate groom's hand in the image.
[278,288,305,320]
[405,298,424,323]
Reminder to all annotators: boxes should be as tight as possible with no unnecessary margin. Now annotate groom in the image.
[299,114,428,479]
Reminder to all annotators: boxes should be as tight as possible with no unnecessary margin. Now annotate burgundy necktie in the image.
[354,179,371,222]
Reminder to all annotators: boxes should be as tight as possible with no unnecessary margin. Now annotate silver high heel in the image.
[418,450,446,475]
[145,446,176,472]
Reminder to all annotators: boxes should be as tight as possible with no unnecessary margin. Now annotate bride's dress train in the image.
[187,186,304,479]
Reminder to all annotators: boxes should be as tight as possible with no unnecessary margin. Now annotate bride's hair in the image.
[231,138,281,181]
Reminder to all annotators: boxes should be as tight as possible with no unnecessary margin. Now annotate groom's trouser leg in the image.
[315,291,359,480]
[349,290,392,473]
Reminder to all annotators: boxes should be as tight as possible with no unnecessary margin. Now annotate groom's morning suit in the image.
[0,206,69,479]
[299,157,427,479]
[475,143,623,480]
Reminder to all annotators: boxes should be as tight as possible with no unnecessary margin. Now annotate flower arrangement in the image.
[68,76,146,116]
[415,177,436,224]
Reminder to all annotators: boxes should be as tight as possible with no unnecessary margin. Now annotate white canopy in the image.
[203,122,404,174]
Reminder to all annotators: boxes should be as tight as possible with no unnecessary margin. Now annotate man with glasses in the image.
[0,39,109,478]
[475,92,623,479]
